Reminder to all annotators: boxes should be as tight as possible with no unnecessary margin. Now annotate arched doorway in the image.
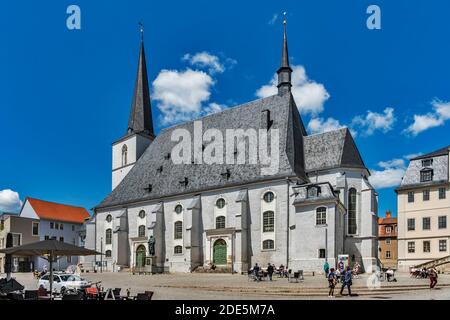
[213,239,227,265]
[135,245,146,268]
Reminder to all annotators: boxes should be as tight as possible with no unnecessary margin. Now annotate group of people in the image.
[250,263,289,281]
[323,261,356,297]
[410,265,439,288]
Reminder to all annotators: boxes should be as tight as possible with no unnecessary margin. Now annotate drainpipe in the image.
[286,178,290,267]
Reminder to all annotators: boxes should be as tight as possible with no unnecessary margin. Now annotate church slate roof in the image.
[303,128,366,173]
[96,93,309,210]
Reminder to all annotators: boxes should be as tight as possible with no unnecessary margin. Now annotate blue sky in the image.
[1,0,450,216]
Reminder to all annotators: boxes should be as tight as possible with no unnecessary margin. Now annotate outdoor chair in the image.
[7,292,24,300]
[85,287,99,300]
[288,271,302,283]
[113,288,122,299]
[247,270,256,281]
[24,290,38,300]
[37,287,51,300]
[144,291,154,300]
[134,293,151,300]
[62,291,84,300]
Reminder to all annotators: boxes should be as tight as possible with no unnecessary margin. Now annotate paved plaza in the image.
[2,272,450,300]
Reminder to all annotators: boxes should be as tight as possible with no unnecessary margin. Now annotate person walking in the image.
[323,261,330,278]
[429,266,438,289]
[340,266,353,296]
[253,263,260,282]
[267,263,274,281]
[327,268,337,297]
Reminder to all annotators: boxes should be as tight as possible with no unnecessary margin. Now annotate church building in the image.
[89,21,379,273]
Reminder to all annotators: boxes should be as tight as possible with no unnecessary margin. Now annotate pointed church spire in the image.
[127,22,154,137]
[277,12,293,95]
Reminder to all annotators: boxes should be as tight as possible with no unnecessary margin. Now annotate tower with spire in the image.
[111,24,155,190]
[277,13,292,95]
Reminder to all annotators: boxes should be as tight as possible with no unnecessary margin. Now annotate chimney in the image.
[385,210,391,219]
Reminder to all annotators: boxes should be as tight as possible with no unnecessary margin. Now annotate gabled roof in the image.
[96,93,308,210]
[27,197,90,224]
[411,146,450,160]
[303,128,366,172]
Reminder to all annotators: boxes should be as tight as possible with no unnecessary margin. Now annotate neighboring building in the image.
[88,21,379,273]
[397,146,450,272]
[19,197,90,271]
[0,212,40,273]
[378,210,398,269]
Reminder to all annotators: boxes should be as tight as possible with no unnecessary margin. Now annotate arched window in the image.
[138,225,146,237]
[138,210,146,219]
[348,188,357,235]
[263,191,275,203]
[105,228,112,245]
[216,198,226,209]
[316,207,327,225]
[263,239,274,250]
[174,246,183,254]
[216,216,225,229]
[175,205,183,214]
[174,221,183,239]
[263,211,274,232]
[122,144,128,166]
[105,250,112,258]
[106,214,112,223]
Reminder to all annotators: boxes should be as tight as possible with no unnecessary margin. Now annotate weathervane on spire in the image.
[138,22,144,41]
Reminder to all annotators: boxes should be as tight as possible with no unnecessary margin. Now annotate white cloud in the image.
[202,102,227,116]
[351,107,396,136]
[404,152,422,160]
[268,14,278,25]
[256,65,330,115]
[0,189,22,212]
[153,68,215,125]
[182,52,236,74]
[369,157,407,189]
[404,99,450,136]
[307,117,346,135]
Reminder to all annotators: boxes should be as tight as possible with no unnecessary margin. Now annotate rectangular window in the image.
[316,208,327,225]
[55,223,59,230]
[423,190,430,201]
[12,234,21,247]
[319,249,326,259]
[408,192,414,203]
[72,225,75,231]
[438,216,447,229]
[385,226,392,234]
[67,256,72,263]
[44,235,49,240]
[422,159,433,167]
[174,222,183,240]
[32,222,39,236]
[439,240,447,252]
[423,217,431,230]
[72,238,76,245]
[385,251,391,259]
[408,241,415,253]
[263,211,275,232]
[60,223,63,230]
[59,237,64,242]
[423,241,431,253]
[439,188,446,199]
[407,218,415,231]
[50,222,54,229]
[386,238,391,245]
[420,170,433,182]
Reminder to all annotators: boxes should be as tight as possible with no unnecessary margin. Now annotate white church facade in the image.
[87,22,379,274]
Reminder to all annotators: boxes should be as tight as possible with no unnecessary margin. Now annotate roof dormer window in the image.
[422,159,433,167]
[420,169,433,183]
